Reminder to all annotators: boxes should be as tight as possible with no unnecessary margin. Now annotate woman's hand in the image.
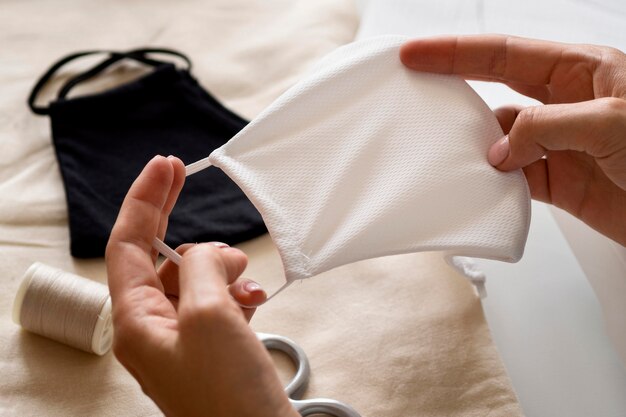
[105,156,298,417]
[401,35,626,245]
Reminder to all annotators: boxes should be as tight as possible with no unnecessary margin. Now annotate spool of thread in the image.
[12,262,113,356]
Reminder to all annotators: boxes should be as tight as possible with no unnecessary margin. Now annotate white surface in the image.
[356,1,626,416]
[479,203,626,417]
[551,207,626,368]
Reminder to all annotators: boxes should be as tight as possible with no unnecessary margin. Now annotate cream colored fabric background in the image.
[0,1,522,415]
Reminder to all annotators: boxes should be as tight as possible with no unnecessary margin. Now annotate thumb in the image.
[488,98,626,189]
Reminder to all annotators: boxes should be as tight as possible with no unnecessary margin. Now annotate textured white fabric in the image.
[195,35,531,288]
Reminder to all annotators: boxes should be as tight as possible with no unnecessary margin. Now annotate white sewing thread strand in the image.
[18,263,110,354]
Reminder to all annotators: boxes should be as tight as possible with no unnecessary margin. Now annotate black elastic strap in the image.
[57,48,192,100]
[28,48,192,115]
[28,50,111,115]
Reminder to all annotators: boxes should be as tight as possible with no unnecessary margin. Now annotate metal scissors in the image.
[257,332,362,417]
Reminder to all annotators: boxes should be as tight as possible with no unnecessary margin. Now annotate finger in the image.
[521,159,551,203]
[488,99,626,188]
[158,242,235,298]
[158,243,196,299]
[494,105,524,134]
[106,155,175,303]
[400,35,597,96]
[177,244,248,318]
[229,279,267,322]
[153,156,186,263]
[161,157,186,220]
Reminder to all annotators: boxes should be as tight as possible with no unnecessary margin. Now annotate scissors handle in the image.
[290,398,362,417]
[256,332,362,417]
[257,332,310,398]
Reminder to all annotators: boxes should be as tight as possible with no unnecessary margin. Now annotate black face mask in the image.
[28,48,266,258]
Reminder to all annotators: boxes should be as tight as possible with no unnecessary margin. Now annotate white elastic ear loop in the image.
[151,157,292,307]
[184,156,212,176]
[150,156,213,267]
[153,236,292,308]
[152,237,182,265]
[447,256,487,298]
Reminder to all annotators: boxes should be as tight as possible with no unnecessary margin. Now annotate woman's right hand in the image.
[400,35,626,245]
[106,156,298,417]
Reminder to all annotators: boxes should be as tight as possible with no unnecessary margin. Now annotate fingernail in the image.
[488,135,510,166]
[209,241,229,248]
[244,281,263,293]
[167,155,175,160]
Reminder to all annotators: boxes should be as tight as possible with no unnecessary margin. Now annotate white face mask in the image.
[156,35,531,301]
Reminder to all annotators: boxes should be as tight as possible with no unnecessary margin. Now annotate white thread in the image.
[12,262,113,356]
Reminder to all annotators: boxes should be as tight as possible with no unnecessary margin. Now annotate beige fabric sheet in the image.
[0,1,522,415]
